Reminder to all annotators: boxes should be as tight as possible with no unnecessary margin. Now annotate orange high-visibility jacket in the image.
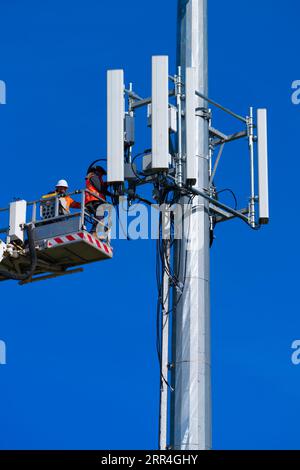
[85,172,107,205]
[61,195,81,213]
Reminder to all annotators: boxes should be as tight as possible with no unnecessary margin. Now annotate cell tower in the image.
[106,0,269,450]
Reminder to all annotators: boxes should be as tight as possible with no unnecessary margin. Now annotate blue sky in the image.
[0,0,299,450]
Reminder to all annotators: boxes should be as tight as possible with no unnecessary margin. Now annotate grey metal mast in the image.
[170,0,211,450]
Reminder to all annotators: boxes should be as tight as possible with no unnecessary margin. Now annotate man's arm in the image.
[70,199,81,209]
[66,196,81,209]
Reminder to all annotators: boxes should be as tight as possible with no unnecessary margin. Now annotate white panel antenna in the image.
[151,56,169,170]
[9,200,27,242]
[257,108,269,224]
[107,70,125,183]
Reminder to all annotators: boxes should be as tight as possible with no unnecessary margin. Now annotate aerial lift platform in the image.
[0,190,113,284]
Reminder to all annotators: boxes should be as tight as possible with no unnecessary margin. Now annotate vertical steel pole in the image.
[170,0,211,450]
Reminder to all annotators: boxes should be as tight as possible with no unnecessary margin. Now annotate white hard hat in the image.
[56,179,69,188]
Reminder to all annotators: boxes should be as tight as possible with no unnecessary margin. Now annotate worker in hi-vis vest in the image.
[42,179,81,216]
[85,166,108,239]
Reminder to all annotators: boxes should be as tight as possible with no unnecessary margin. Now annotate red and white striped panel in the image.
[46,232,113,257]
